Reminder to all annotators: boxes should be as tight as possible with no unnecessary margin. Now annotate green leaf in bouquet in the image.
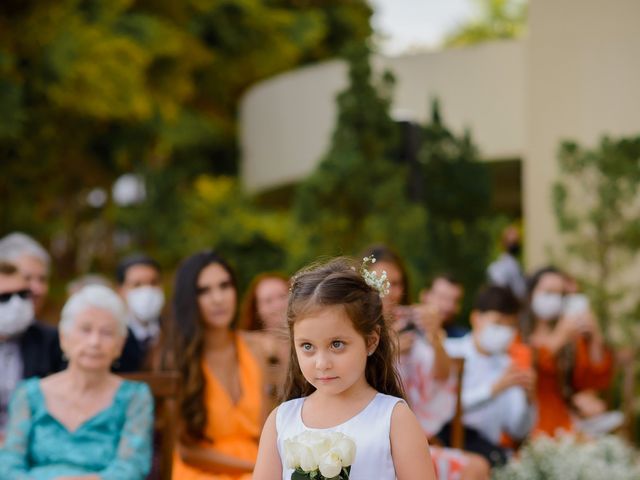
[292,469,311,480]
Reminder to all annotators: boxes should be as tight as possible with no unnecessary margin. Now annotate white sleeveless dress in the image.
[276,393,402,480]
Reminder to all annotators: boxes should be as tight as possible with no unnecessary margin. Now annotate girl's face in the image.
[196,263,237,330]
[293,305,378,398]
[255,277,289,330]
[371,260,404,314]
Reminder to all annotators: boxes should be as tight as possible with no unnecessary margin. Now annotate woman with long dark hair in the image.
[171,250,266,479]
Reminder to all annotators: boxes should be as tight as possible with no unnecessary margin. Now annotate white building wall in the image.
[240,41,526,192]
[525,0,640,267]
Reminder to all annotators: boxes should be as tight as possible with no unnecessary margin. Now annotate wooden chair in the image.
[122,371,181,480]
[450,357,466,449]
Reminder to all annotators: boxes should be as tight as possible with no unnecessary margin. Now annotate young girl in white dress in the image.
[253,257,436,480]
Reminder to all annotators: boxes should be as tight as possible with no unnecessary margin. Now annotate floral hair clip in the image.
[360,256,390,298]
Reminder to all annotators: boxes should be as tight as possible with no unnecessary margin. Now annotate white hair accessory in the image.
[360,256,390,298]
[60,284,128,337]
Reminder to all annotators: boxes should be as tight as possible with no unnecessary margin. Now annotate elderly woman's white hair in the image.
[60,284,128,337]
[0,232,51,270]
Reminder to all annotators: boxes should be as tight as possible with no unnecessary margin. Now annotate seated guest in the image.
[364,245,490,480]
[171,250,266,479]
[239,272,290,410]
[0,262,63,440]
[444,285,536,466]
[525,266,613,437]
[115,254,166,372]
[420,273,469,338]
[0,285,154,479]
[0,232,52,319]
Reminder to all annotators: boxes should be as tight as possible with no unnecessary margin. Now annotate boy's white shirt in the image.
[444,334,536,444]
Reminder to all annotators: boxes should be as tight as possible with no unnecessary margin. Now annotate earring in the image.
[367,350,374,357]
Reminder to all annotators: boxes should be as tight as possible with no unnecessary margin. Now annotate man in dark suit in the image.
[0,261,63,437]
[113,253,165,372]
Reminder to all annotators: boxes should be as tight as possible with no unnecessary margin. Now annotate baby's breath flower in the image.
[360,256,390,298]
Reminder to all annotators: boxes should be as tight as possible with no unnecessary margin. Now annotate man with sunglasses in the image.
[0,262,63,439]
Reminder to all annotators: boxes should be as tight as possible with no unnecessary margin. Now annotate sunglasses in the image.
[0,289,32,304]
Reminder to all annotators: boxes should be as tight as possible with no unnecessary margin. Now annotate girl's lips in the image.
[316,376,338,382]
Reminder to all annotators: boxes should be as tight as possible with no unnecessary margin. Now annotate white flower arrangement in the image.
[284,431,356,479]
[492,433,640,480]
[360,256,390,298]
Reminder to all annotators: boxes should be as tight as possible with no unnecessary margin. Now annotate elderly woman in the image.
[0,284,153,479]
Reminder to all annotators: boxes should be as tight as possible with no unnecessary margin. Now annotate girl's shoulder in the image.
[275,397,304,430]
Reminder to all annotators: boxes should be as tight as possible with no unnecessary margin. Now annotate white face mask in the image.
[126,286,165,324]
[0,295,35,337]
[478,323,515,355]
[532,292,563,321]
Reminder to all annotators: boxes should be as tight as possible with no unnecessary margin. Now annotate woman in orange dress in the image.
[171,250,267,479]
[525,267,613,436]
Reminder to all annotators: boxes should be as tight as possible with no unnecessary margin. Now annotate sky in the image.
[369,0,476,55]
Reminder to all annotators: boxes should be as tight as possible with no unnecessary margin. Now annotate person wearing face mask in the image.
[0,262,63,440]
[0,232,52,319]
[115,253,166,372]
[444,285,536,467]
[486,225,527,302]
[526,266,613,437]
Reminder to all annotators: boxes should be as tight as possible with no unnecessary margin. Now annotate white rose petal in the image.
[318,450,343,478]
[298,444,318,472]
[334,437,356,466]
[283,440,300,469]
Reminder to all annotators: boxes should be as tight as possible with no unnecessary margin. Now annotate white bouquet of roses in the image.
[284,431,356,480]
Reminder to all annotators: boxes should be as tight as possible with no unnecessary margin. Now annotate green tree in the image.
[552,136,640,341]
[444,0,527,47]
[417,100,493,310]
[552,135,640,444]
[292,45,427,275]
[0,0,372,288]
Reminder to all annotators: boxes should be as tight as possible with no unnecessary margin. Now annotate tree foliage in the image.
[417,100,493,309]
[0,0,372,286]
[292,47,493,302]
[444,0,527,48]
[552,135,640,343]
[292,45,425,273]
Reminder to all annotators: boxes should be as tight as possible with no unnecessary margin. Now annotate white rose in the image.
[299,432,331,464]
[318,449,343,478]
[298,444,318,472]
[334,437,356,466]
[283,439,300,469]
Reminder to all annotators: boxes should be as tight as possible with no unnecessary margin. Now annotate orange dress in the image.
[533,336,613,436]
[172,335,264,479]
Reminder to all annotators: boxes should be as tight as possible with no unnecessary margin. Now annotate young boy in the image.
[443,285,536,466]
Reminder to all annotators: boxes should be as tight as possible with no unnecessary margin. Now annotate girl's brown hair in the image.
[283,257,405,400]
[238,272,289,330]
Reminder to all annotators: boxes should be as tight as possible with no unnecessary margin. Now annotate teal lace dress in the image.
[0,378,153,480]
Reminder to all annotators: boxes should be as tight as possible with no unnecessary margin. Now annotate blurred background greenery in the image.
[0,0,521,314]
